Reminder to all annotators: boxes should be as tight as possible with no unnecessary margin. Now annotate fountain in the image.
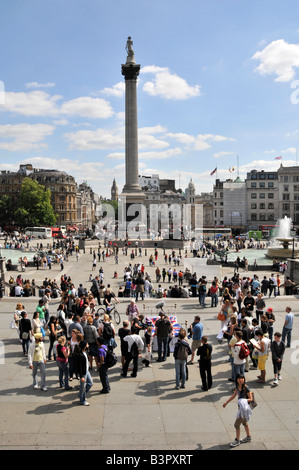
[265,216,299,259]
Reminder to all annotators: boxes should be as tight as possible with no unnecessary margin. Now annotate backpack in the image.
[176,342,189,361]
[102,322,113,340]
[238,341,250,360]
[130,340,139,358]
[99,347,117,368]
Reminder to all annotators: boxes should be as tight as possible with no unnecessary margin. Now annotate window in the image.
[268,193,274,199]
[283,194,290,200]
[268,213,274,220]
[268,182,274,188]
[259,193,265,199]
[284,185,289,192]
[260,203,265,209]
[259,182,265,188]
[268,203,274,209]
[284,176,289,182]
[259,214,266,221]
[251,182,257,188]
[251,203,257,209]
[259,173,266,179]
[251,193,257,199]
[268,173,275,179]
[283,203,290,211]
[251,214,257,221]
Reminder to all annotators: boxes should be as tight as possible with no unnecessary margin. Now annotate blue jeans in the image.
[199,294,206,306]
[175,359,187,387]
[99,364,110,392]
[79,370,93,404]
[211,293,218,307]
[57,360,70,389]
[157,337,168,361]
[282,327,292,347]
[233,362,245,380]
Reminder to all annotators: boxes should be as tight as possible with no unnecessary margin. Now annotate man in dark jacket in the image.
[271,332,285,386]
[155,311,172,362]
[197,336,213,391]
[74,340,93,406]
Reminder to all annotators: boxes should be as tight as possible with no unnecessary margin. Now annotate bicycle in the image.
[96,304,121,325]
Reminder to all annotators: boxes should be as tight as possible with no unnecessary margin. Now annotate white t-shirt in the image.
[233,340,246,364]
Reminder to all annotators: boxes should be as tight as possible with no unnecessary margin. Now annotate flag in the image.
[229,167,235,173]
[210,167,217,176]
[275,156,282,160]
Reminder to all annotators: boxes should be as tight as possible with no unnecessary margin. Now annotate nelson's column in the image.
[120,37,146,224]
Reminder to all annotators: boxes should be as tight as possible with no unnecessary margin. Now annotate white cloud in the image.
[167,132,235,151]
[0,123,54,151]
[1,91,62,116]
[139,148,182,160]
[141,65,201,100]
[25,82,55,89]
[64,127,125,150]
[60,96,114,119]
[101,81,125,97]
[252,39,299,82]
[1,90,113,119]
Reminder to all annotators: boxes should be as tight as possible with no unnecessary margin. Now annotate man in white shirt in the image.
[233,330,247,378]
[15,285,23,297]
[121,326,144,378]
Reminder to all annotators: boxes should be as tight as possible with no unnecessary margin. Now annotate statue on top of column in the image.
[125,36,135,64]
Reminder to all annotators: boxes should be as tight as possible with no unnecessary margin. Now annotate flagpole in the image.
[237,155,239,177]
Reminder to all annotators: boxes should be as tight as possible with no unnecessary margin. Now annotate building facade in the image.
[0,164,98,229]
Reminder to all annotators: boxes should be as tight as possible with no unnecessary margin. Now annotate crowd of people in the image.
[4,239,296,447]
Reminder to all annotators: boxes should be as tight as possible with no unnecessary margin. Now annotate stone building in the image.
[0,163,98,229]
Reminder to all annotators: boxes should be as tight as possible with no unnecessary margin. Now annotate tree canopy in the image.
[0,177,57,227]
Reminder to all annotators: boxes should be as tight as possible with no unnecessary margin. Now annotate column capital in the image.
[121,63,140,81]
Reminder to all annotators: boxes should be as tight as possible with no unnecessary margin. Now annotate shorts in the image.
[191,339,201,352]
[258,355,267,371]
[234,417,249,430]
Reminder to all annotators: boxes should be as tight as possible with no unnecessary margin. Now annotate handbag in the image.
[249,392,257,410]
[22,332,29,340]
[217,312,226,321]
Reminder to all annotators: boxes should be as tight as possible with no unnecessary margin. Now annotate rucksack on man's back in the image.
[238,341,250,360]
[130,341,139,358]
[102,322,113,340]
[176,342,189,361]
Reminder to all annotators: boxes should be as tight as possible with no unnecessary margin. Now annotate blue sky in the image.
[1,0,299,198]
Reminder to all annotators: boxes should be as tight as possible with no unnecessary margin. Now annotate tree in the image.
[0,195,14,226]
[14,178,57,227]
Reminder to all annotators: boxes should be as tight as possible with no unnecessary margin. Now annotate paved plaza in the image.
[0,243,299,451]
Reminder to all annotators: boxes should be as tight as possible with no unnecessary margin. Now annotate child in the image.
[271,332,285,386]
[142,326,153,367]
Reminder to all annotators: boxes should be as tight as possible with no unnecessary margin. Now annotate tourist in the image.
[28,333,47,391]
[271,332,285,386]
[173,328,192,390]
[223,374,253,447]
[118,321,131,369]
[265,307,276,342]
[255,293,266,324]
[121,325,144,378]
[83,316,99,371]
[255,329,271,384]
[155,311,172,362]
[56,336,72,390]
[74,340,93,406]
[96,336,111,394]
[19,311,32,356]
[188,315,203,364]
[197,336,213,391]
[282,306,294,348]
